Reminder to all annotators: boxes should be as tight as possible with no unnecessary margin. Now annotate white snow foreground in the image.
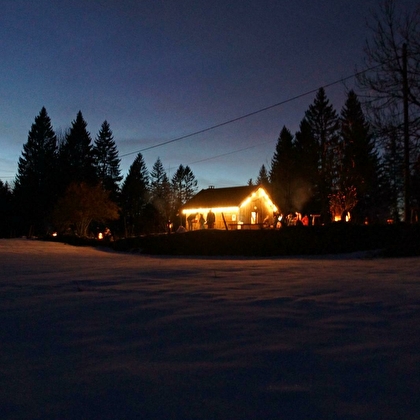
[1,238,419,420]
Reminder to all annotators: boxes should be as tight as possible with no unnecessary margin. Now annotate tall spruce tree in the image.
[294,118,319,215]
[171,165,197,205]
[93,120,122,199]
[120,153,149,236]
[171,165,198,227]
[150,157,171,231]
[59,111,96,188]
[269,126,296,215]
[256,164,270,188]
[0,181,13,237]
[14,107,58,236]
[304,88,340,222]
[340,90,383,222]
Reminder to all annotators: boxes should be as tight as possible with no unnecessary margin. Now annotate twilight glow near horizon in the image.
[1,0,418,188]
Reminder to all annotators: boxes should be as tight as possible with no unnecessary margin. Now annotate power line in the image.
[187,141,273,165]
[120,65,380,159]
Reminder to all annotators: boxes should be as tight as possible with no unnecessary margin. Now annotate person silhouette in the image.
[206,210,215,229]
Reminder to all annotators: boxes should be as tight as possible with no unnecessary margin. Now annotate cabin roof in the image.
[182,185,260,209]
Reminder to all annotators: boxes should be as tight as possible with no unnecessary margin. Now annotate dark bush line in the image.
[106,224,420,257]
[42,224,420,257]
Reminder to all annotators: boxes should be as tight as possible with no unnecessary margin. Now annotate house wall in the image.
[186,211,239,230]
[240,198,275,226]
[214,211,238,230]
[182,187,279,230]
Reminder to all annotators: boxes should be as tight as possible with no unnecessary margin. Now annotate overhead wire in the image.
[119,63,384,160]
[187,141,273,165]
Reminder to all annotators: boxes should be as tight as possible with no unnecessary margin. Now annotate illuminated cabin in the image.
[181,185,279,230]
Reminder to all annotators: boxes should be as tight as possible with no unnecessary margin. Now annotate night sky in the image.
[1,0,418,188]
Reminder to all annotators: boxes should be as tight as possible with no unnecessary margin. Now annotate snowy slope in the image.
[1,239,419,419]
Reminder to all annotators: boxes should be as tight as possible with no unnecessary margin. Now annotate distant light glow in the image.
[183,206,239,215]
[182,187,278,215]
[240,187,278,213]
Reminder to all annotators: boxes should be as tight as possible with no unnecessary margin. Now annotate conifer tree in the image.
[150,157,171,231]
[270,126,296,215]
[294,118,319,215]
[0,181,13,237]
[59,111,96,188]
[256,164,270,188]
[14,107,58,235]
[304,88,340,222]
[171,165,197,207]
[340,90,383,222]
[93,120,122,199]
[120,153,149,236]
[171,165,198,227]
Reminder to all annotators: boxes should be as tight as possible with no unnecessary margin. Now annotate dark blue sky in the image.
[1,0,417,188]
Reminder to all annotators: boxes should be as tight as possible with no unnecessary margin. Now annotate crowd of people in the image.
[183,210,314,232]
[272,212,311,228]
[186,210,215,231]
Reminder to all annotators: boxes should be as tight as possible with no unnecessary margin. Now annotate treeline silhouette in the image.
[0,108,198,238]
[1,87,419,239]
[254,88,418,226]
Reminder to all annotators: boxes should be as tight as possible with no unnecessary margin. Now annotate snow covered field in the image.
[1,238,419,420]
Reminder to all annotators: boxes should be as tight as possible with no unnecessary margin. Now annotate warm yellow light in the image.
[334,212,350,222]
[240,197,251,207]
[255,187,278,212]
[183,187,278,215]
[182,206,239,215]
[98,232,103,239]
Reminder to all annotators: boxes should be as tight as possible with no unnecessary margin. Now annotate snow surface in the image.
[1,238,419,420]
